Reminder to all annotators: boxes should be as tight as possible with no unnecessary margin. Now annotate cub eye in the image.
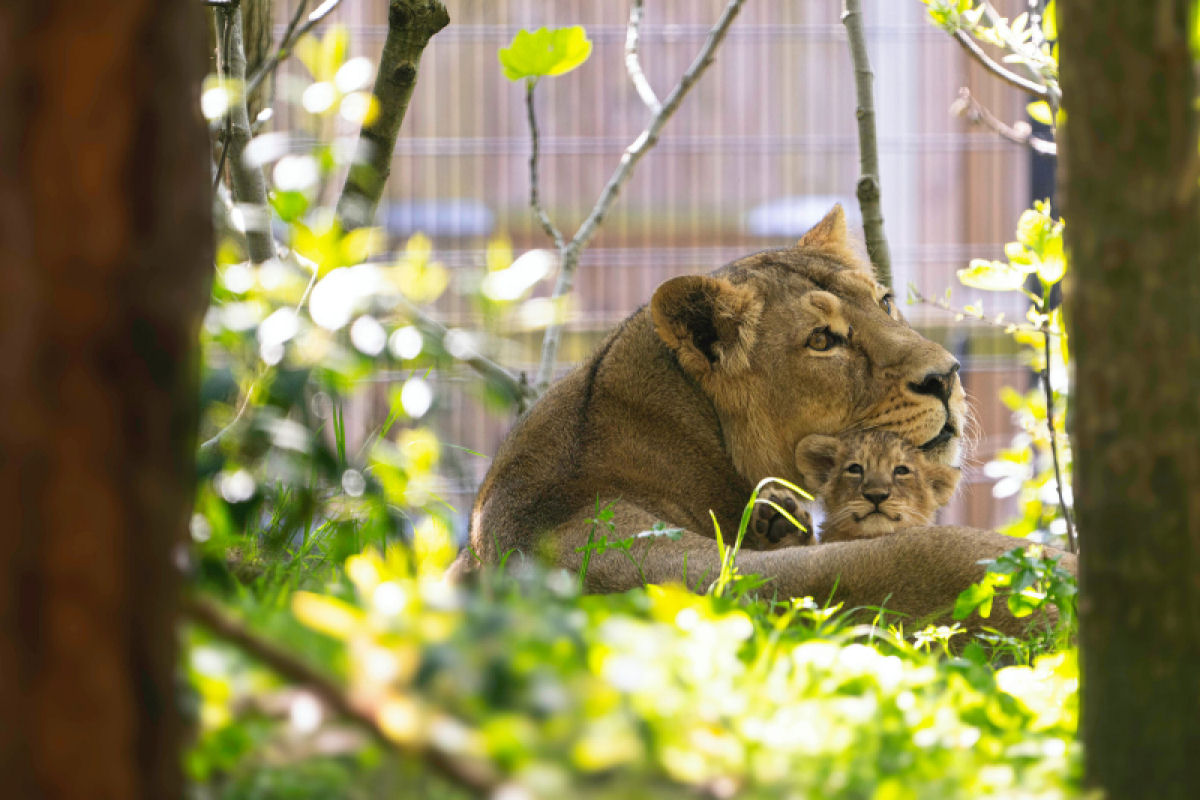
[880,294,895,315]
[893,465,911,476]
[846,463,864,476]
[807,327,833,351]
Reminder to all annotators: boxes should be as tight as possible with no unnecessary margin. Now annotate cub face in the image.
[795,429,960,543]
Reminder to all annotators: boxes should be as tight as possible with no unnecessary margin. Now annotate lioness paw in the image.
[745,488,813,550]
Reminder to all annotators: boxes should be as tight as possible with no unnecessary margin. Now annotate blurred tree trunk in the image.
[1059,1,1200,797]
[0,3,212,799]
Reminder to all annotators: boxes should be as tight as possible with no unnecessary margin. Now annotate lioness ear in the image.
[794,434,841,492]
[928,464,961,507]
[796,204,847,249]
[651,275,761,376]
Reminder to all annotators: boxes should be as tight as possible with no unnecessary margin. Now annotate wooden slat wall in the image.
[272,0,1041,534]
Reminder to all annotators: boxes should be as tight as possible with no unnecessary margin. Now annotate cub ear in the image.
[796,204,848,250]
[651,275,761,376]
[927,463,961,507]
[794,434,842,493]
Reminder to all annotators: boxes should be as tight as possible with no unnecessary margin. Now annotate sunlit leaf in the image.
[498,26,593,82]
[958,259,1029,292]
[1026,101,1054,126]
[292,591,366,639]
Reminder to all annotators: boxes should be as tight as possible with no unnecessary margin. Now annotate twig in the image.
[245,0,346,101]
[951,87,1056,155]
[183,595,500,796]
[212,8,235,192]
[841,0,892,288]
[978,1,1061,111]
[336,0,450,230]
[624,0,661,113]
[219,1,275,263]
[395,295,537,404]
[1040,324,1077,552]
[907,285,1063,336]
[951,28,1049,99]
[532,0,747,392]
[525,81,565,251]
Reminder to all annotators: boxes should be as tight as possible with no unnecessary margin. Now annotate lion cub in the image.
[794,429,960,543]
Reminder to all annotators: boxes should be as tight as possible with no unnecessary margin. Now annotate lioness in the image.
[797,429,960,543]
[454,206,1075,634]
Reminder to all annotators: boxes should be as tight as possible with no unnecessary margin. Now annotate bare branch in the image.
[1040,325,1077,553]
[245,0,345,100]
[219,2,275,263]
[337,0,450,230]
[907,285,1064,337]
[951,28,1049,99]
[533,0,747,392]
[395,294,537,404]
[525,81,565,251]
[625,0,661,113]
[951,87,1057,155]
[841,0,893,288]
[184,596,501,796]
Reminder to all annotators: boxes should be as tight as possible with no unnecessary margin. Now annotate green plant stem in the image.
[1041,324,1076,553]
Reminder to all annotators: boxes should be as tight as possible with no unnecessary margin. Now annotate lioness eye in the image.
[894,465,911,476]
[806,327,833,351]
[880,294,895,315]
[846,463,863,476]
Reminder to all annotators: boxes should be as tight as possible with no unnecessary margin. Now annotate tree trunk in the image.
[1059,2,1200,797]
[0,3,212,798]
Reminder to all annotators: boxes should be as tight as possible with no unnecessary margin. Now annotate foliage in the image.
[498,26,593,83]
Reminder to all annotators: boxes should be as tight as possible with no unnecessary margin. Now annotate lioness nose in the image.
[864,488,890,506]
[910,362,960,403]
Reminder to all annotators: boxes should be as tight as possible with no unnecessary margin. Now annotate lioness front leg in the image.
[744,486,813,549]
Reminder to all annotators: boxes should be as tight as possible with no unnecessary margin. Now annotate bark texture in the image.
[0,2,213,798]
[336,0,449,230]
[1059,2,1200,797]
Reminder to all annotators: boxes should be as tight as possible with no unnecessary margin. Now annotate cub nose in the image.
[910,362,960,403]
[863,488,890,507]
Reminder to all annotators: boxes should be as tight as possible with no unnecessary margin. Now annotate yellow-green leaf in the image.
[1042,0,1057,41]
[292,591,366,639]
[498,26,592,82]
[958,259,1029,292]
[1035,236,1066,284]
[1027,101,1053,126]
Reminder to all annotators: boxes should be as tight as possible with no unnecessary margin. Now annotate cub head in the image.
[794,429,961,542]
[650,205,967,487]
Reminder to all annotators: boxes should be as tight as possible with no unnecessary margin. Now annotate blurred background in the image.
[271,0,1048,534]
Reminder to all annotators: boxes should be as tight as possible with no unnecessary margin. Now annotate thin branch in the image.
[841,0,893,288]
[212,8,235,192]
[336,0,450,230]
[532,0,747,392]
[951,87,1057,155]
[245,0,345,100]
[907,285,1063,336]
[978,1,1061,111]
[395,295,537,404]
[624,0,661,113]
[524,81,565,251]
[183,596,500,796]
[1040,325,1077,553]
[219,1,275,263]
[951,28,1049,99]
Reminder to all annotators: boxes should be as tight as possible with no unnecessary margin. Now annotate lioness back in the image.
[796,429,960,543]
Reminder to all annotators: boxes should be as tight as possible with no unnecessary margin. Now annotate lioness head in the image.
[650,205,966,487]
[795,429,960,542]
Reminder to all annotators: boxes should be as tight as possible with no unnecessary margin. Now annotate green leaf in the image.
[1026,101,1054,126]
[958,259,1029,292]
[1042,0,1057,41]
[1035,235,1066,284]
[954,581,995,620]
[498,26,593,82]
